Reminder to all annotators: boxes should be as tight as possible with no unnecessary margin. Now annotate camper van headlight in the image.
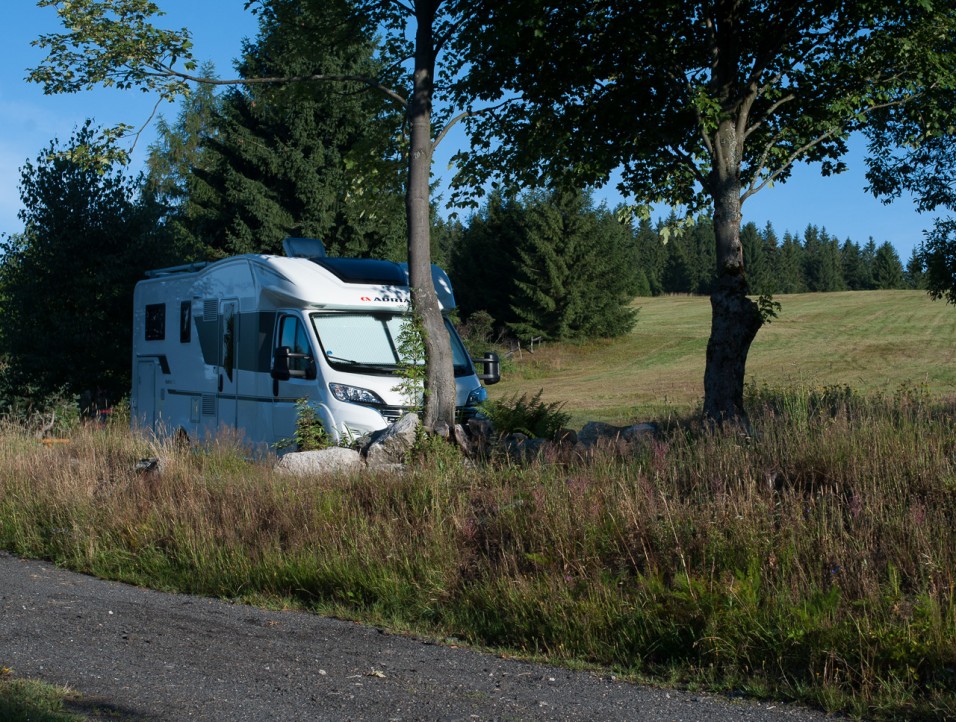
[466,386,488,406]
[329,383,384,405]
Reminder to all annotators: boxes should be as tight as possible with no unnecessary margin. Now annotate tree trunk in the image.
[703,120,762,429]
[407,0,457,436]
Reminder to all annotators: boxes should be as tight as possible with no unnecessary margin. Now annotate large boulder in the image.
[364,413,420,468]
[274,447,363,476]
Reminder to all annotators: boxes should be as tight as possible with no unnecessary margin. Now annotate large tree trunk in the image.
[703,120,762,429]
[407,0,457,436]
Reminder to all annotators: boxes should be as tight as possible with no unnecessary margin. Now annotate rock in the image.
[620,422,659,442]
[554,428,578,446]
[577,421,659,448]
[577,422,621,447]
[452,424,472,456]
[274,447,363,476]
[134,456,173,475]
[365,413,420,467]
[504,433,551,462]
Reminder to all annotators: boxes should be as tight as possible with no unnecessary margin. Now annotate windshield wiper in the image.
[325,355,397,373]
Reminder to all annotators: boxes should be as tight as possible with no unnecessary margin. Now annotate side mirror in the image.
[474,352,501,385]
[272,346,292,381]
[271,346,317,381]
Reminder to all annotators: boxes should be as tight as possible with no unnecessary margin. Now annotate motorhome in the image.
[131,238,499,451]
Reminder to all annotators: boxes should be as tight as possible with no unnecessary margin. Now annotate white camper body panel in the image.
[131,253,483,452]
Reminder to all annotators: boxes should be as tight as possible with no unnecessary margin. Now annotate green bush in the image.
[276,399,331,452]
[479,390,570,439]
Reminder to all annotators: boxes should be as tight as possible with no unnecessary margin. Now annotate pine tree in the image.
[0,123,182,404]
[873,241,905,289]
[145,63,223,262]
[777,232,806,293]
[633,217,665,296]
[905,246,926,289]
[186,0,406,260]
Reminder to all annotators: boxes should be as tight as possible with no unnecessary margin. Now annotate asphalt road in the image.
[0,552,836,721]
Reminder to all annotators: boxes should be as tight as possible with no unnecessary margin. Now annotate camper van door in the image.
[219,299,240,433]
[272,312,318,444]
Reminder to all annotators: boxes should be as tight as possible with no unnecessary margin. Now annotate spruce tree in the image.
[760,222,781,294]
[633,217,665,296]
[905,246,926,289]
[860,239,878,289]
[0,123,181,404]
[841,239,866,290]
[450,191,525,330]
[777,233,806,294]
[453,188,638,341]
[873,241,906,289]
[661,234,695,294]
[741,222,771,295]
[187,0,406,260]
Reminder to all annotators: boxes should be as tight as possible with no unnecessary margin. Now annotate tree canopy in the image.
[0,122,181,406]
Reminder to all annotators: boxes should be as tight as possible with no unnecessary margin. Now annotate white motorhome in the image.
[131,238,499,451]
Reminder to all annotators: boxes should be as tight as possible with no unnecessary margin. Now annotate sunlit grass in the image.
[490,291,956,426]
[0,675,87,722]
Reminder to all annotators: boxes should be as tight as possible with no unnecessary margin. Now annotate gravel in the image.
[0,551,836,721]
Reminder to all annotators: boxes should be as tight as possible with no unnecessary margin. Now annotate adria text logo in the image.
[360,295,409,303]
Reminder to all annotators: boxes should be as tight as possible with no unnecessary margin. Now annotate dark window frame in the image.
[145,303,166,341]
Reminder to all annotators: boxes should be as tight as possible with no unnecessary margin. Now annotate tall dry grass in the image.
[0,389,954,720]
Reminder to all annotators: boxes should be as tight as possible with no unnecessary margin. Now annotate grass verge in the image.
[0,675,87,722]
[1,387,954,720]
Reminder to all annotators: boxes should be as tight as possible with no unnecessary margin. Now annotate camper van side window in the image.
[145,303,166,341]
[180,301,191,343]
[278,316,312,373]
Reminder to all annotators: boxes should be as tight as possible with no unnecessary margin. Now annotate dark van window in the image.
[278,316,312,373]
[180,301,191,343]
[145,303,166,341]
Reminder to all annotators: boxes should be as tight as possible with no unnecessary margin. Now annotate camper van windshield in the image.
[310,312,472,376]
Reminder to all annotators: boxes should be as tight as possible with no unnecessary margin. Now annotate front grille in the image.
[370,404,478,424]
[379,405,408,423]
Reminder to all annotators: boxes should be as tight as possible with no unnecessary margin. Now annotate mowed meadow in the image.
[1,289,955,720]
[492,290,956,424]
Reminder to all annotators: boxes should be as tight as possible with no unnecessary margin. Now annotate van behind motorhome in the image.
[131,238,499,451]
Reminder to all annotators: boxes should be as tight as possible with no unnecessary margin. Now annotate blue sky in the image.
[1,1,931,261]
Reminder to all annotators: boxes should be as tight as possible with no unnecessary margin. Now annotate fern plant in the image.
[479,390,569,439]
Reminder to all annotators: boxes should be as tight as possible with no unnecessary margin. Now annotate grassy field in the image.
[491,290,956,425]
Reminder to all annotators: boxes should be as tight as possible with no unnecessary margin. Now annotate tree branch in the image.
[742,91,922,202]
[434,14,469,57]
[432,98,513,150]
[127,96,165,157]
[743,89,796,141]
[143,65,409,108]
